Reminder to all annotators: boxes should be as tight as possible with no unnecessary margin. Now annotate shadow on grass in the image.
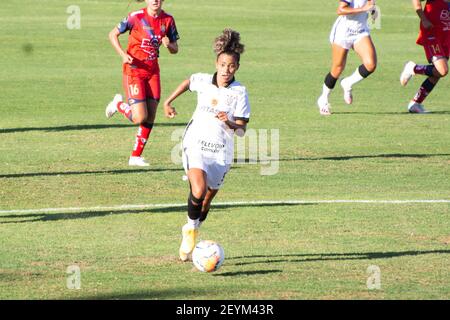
[0,202,312,224]
[333,111,450,115]
[0,167,184,179]
[68,272,282,299]
[0,123,186,134]
[74,287,212,300]
[213,269,282,277]
[277,153,450,162]
[227,250,450,266]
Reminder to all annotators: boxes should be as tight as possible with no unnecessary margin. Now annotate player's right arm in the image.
[109,17,134,64]
[412,0,433,29]
[109,27,133,64]
[163,79,190,118]
[337,0,375,16]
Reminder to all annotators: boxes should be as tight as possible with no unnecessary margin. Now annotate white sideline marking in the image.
[0,200,449,215]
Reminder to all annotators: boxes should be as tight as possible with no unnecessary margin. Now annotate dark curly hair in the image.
[213,29,245,63]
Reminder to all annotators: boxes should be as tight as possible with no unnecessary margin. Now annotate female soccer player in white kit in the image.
[163,29,250,261]
[317,0,378,115]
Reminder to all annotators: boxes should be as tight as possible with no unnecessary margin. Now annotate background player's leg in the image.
[127,101,152,166]
[129,98,157,164]
[432,58,449,78]
[330,43,349,79]
[408,58,448,113]
[341,36,377,104]
[318,44,349,115]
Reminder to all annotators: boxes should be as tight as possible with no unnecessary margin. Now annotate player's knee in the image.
[132,114,148,124]
[365,61,377,73]
[332,65,345,77]
[190,187,206,201]
[437,66,448,78]
[202,198,212,212]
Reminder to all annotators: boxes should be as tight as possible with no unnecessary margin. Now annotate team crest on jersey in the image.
[211,98,219,107]
[225,95,236,107]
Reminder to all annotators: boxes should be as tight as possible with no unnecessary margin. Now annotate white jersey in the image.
[183,73,251,165]
[335,0,370,31]
[329,0,371,49]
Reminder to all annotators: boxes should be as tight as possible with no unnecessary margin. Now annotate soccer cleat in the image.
[407,101,429,114]
[400,61,416,87]
[179,224,199,262]
[340,79,353,105]
[105,94,123,118]
[317,96,331,116]
[128,156,150,167]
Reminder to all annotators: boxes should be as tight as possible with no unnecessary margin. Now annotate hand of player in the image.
[121,53,133,64]
[363,1,375,13]
[164,102,177,119]
[370,5,378,21]
[216,111,229,123]
[162,36,170,48]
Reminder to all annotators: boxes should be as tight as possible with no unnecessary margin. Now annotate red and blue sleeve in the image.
[166,18,180,42]
[117,14,134,34]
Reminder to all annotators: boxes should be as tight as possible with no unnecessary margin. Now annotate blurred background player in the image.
[317,0,378,115]
[400,0,449,113]
[163,29,250,261]
[106,0,179,166]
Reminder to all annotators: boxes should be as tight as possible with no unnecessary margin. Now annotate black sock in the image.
[425,65,435,77]
[324,73,338,89]
[199,210,210,223]
[421,78,436,93]
[358,64,374,78]
[187,193,203,220]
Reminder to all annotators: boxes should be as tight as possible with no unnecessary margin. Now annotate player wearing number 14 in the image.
[400,0,449,114]
[106,0,179,166]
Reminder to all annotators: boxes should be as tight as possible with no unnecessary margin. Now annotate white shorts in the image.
[329,18,370,50]
[182,148,231,190]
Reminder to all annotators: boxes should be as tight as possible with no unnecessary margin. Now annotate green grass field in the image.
[1,0,449,300]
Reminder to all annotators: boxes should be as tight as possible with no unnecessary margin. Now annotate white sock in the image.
[343,68,364,87]
[321,84,332,99]
[187,217,199,228]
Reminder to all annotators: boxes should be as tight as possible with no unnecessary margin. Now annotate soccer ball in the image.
[192,240,225,272]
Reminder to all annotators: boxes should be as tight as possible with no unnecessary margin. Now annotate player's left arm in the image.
[162,19,180,54]
[162,37,178,54]
[217,113,248,135]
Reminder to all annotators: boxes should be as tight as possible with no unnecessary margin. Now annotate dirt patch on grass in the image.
[440,236,450,245]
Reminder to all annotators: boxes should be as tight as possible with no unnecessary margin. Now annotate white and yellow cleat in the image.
[179,224,199,262]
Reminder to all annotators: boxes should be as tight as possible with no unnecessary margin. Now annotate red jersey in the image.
[117,9,179,74]
[417,0,450,46]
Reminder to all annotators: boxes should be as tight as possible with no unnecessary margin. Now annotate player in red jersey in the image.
[106,0,179,166]
[400,0,449,113]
